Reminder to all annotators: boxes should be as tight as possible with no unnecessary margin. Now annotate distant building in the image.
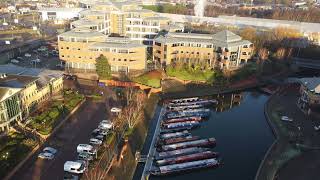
[73,1,173,46]
[0,65,64,121]
[39,7,84,24]
[298,77,320,113]
[153,30,253,70]
[141,0,160,5]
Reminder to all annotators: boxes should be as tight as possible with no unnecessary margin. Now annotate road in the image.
[11,99,108,180]
[141,105,165,180]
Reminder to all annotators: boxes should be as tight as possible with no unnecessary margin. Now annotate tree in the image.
[96,55,112,80]
[275,48,286,60]
[257,48,269,74]
[240,27,257,42]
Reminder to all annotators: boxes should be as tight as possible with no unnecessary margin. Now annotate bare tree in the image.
[124,86,135,106]
[121,90,146,129]
[257,48,269,74]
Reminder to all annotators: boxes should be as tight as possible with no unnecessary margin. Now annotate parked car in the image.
[64,161,86,174]
[98,130,109,136]
[89,138,103,146]
[17,57,23,61]
[95,135,106,141]
[77,144,96,156]
[43,147,57,154]
[63,173,79,180]
[92,128,100,136]
[111,107,122,113]
[24,53,31,57]
[99,120,113,130]
[281,116,293,122]
[10,59,19,63]
[38,152,54,160]
[31,58,41,63]
[78,152,94,161]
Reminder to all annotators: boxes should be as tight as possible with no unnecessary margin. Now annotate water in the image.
[134,91,275,180]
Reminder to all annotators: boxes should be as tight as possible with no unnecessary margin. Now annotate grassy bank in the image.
[166,65,216,83]
[132,70,162,88]
[0,132,37,177]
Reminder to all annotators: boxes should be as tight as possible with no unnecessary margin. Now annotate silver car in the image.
[38,152,54,160]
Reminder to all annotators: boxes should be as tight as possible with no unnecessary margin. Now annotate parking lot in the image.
[9,44,62,70]
[11,99,108,180]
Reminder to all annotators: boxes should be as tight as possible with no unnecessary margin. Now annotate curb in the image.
[255,93,280,180]
[3,98,86,180]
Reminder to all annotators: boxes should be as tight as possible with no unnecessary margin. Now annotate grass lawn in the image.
[132,70,162,88]
[28,90,84,135]
[0,131,37,177]
[166,66,215,82]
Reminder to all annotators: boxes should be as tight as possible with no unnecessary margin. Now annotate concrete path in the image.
[141,105,165,180]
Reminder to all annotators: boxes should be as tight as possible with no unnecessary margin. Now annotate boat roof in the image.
[159,158,218,172]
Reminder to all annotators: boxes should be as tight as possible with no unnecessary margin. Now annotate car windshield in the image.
[78,163,85,171]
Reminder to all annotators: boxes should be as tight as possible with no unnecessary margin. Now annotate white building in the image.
[39,8,84,24]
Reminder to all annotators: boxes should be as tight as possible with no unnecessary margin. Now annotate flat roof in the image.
[0,74,38,88]
[0,64,63,88]
[299,77,320,93]
[59,29,107,38]
[39,7,84,12]
[90,41,146,49]
[155,30,252,48]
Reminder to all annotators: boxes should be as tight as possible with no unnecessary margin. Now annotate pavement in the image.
[257,83,320,180]
[141,105,165,180]
[10,99,108,180]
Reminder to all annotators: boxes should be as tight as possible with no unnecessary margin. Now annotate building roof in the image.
[89,36,146,49]
[154,30,252,48]
[212,30,242,43]
[94,0,140,11]
[299,77,320,93]
[39,7,84,13]
[143,16,169,21]
[79,9,106,16]
[0,64,63,88]
[71,19,100,27]
[0,87,21,102]
[59,29,107,39]
[0,74,38,88]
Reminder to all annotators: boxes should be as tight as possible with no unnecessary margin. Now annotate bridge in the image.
[292,57,320,70]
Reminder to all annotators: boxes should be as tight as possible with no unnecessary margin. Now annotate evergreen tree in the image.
[95,55,111,80]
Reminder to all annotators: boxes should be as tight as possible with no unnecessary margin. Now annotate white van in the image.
[76,144,96,155]
[64,161,86,174]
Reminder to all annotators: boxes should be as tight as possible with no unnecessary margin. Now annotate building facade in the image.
[71,1,172,46]
[298,77,320,113]
[0,65,64,121]
[153,30,254,70]
[58,28,147,73]
[39,7,84,24]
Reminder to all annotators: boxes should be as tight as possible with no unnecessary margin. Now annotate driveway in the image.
[10,99,108,180]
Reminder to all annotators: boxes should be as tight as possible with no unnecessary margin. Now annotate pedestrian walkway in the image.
[141,105,165,180]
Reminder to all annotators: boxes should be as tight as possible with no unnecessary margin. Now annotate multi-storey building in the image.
[153,30,254,70]
[0,65,64,122]
[58,28,147,73]
[298,77,320,113]
[71,0,172,46]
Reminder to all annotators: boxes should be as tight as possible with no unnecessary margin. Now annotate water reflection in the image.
[211,93,243,112]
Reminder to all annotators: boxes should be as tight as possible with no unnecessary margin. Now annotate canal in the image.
[133,90,275,180]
